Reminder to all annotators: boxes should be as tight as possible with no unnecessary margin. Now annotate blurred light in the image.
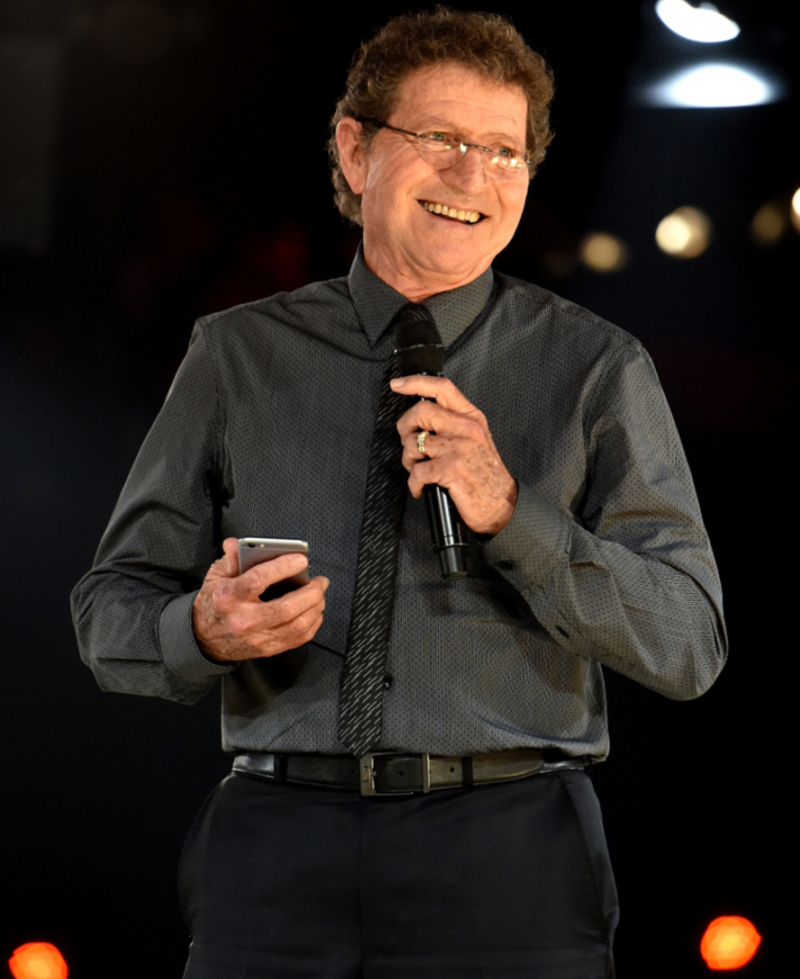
[647,64,777,107]
[655,1,740,43]
[750,202,788,246]
[700,916,761,970]
[655,206,711,257]
[792,188,800,233]
[8,943,68,979]
[579,233,629,272]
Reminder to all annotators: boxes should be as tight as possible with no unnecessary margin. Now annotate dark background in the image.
[1,1,794,976]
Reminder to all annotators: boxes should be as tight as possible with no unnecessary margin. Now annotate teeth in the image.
[422,201,481,224]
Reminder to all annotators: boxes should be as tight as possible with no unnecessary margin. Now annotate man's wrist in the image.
[481,477,519,537]
[160,592,239,679]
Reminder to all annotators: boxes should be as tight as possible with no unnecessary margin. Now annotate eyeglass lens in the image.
[416,137,526,177]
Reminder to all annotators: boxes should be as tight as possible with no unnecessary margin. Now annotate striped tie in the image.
[338,304,432,757]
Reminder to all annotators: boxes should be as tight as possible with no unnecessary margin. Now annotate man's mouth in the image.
[419,200,484,224]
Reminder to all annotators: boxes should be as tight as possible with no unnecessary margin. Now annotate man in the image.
[72,8,726,978]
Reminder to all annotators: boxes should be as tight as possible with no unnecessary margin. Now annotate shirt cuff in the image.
[158,590,238,681]
[483,481,572,591]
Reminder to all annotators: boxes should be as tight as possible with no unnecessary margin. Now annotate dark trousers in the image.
[179,768,618,978]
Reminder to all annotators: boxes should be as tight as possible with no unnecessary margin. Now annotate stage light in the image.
[8,943,68,979]
[750,202,787,246]
[791,188,800,233]
[655,1,739,43]
[655,207,711,257]
[579,233,629,272]
[700,916,761,970]
[647,63,777,107]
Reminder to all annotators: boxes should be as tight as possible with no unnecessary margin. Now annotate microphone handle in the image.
[415,390,468,580]
[424,483,469,579]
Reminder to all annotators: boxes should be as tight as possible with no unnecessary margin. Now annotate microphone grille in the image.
[391,304,442,350]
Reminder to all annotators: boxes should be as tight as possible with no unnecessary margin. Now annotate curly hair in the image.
[329,6,554,226]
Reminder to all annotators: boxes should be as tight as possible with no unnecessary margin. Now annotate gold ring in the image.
[416,430,430,456]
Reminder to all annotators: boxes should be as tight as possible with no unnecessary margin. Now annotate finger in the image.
[391,375,475,412]
[251,580,329,641]
[220,576,328,640]
[221,537,240,575]
[259,575,330,622]
[400,431,444,471]
[397,399,486,443]
[406,459,439,498]
[232,551,310,602]
[205,537,240,582]
[220,596,327,656]
[404,441,473,496]
[271,609,325,650]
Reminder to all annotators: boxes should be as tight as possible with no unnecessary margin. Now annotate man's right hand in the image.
[192,537,329,663]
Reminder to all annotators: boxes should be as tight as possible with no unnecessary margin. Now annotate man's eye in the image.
[424,131,455,144]
[495,145,516,158]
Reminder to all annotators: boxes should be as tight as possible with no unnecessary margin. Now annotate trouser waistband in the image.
[232,747,588,797]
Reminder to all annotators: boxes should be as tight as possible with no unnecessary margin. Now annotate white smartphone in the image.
[238,537,310,600]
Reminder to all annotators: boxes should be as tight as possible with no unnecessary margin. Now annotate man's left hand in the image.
[391,375,518,537]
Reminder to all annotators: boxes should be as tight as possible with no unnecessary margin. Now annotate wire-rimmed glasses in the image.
[358,117,531,179]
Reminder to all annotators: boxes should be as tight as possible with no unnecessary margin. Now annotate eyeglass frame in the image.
[356,116,532,177]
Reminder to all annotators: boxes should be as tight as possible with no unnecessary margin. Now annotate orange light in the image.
[700,916,761,970]
[8,943,68,979]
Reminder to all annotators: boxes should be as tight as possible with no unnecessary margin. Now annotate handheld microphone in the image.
[393,306,468,580]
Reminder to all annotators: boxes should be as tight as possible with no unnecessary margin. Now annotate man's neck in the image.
[362,243,491,303]
[348,243,494,350]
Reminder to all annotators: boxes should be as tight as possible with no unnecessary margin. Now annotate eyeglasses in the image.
[359,117,531,179]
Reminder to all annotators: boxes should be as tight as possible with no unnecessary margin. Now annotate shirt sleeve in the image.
[483,338,727,701]
[70,325,237,704]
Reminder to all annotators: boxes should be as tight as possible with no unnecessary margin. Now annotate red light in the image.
[8,943,68,979]
[701,916,761,970]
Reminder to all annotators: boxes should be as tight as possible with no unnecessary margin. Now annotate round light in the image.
[700,916,761,970]
[650,64,775,108]
[791,188,800,233]
[8,943,68,979]
[655,0,740,43]
[750,202,787,246]
[579,233,629,272]
[655,206,711,257]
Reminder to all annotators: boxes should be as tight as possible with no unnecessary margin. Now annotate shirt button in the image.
[498,560,514,571]
[382,673,393,690]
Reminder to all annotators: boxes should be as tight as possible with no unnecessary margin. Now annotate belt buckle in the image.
[358,752,430,797]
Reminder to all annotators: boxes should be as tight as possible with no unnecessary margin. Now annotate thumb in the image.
[207,537,240,580]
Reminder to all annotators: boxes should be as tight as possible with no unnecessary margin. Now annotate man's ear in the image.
[336,118,367,195]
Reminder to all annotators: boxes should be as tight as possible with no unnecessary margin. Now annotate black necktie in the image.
[338,304,431,757]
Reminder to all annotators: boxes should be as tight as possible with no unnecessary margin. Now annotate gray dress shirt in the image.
[71,248,727,760]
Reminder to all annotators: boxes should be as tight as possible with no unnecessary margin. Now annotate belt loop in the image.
[274,753,288,784]
[461,755,474,789]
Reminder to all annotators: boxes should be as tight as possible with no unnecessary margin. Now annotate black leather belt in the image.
[232,748,587,797]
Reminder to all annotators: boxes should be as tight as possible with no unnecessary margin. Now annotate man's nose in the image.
[441,145,488,193]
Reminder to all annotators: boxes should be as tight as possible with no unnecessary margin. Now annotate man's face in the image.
[343,62,530,298]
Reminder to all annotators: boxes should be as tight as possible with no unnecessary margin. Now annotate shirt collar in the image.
[348,243,494,349]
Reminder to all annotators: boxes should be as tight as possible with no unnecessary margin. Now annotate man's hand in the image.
[192,537,329,663]
[391,375,518,536]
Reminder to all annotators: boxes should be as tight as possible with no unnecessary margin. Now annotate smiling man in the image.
[72,8,726,978]
[337,62,530,301]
